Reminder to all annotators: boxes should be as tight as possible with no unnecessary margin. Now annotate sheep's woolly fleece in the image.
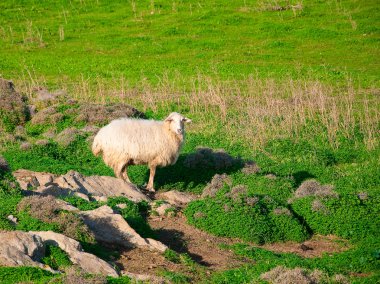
[92,112,191,189]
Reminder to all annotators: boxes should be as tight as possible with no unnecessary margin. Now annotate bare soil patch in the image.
[262,234,350,258]
[147,214,250,270]
[116,247,183,276]
[116,214,350,280]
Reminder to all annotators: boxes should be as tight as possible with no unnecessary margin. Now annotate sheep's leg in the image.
[122,166,132,183]
[146,164,156,192]
[115,163,131,183]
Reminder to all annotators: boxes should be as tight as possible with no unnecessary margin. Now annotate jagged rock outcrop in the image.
[79,206,167,252]
[0,231,118,277]
[13,169,150,202]
[0,231,49,271]
[32,231,118,277]
[156,190,197,207]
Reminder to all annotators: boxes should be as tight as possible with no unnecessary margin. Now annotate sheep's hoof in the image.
[145,185,155,192]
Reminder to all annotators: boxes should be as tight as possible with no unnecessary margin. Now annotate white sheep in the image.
[92,112,191,191]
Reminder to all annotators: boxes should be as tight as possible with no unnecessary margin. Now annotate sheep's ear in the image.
[182,117,192,123]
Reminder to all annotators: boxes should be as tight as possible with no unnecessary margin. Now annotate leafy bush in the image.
[164,249,181,263]
[291,194,380,240]
[106,276,131,284]
[211,241,380,283]
[185,192,308,244]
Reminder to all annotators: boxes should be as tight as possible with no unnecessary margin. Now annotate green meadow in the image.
[0,0,379,283]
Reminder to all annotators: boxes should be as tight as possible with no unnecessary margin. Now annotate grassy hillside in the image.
[0,0,379,283]
[0,0,379,88]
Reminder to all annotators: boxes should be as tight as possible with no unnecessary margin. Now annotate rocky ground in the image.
[0,166,350,282]
[0,78,353,283]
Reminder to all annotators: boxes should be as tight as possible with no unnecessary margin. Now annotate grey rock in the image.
[156,190,196,207]
[32,231,118,277]
[80,206,167,252]
[14,169,150,202]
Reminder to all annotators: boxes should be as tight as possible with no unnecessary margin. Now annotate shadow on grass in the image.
[293,171,316,188]
[153,148,246,192]
[153,227,211,267]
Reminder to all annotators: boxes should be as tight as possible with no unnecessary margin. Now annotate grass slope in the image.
[0,0,379,283]
[0,0,379,89]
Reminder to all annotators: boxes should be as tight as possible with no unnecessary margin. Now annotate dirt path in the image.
[116,213,349,280]
[148,213,248,270]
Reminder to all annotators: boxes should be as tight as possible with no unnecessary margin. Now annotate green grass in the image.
[0,267,55,284]
[211,241,380,283]
[0,0,379,90]
[0,0,379,283]
[41,245,72,271]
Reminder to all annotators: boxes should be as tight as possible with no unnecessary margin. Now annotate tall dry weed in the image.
[14,73,379,150]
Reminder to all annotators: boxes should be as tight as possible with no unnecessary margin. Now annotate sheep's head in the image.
[164,112,191,136]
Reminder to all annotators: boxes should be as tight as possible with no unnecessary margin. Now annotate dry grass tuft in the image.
[227,185,249,202]
[241,161,261,175]
[0,156,10,172]
[54,128,80,147]
[14,75,380,150]
[201,173,232,198]
[311,199,329,214]
[18,196,95,242]
[257,0,303,13]
[273,207,292,216]
[48,266,107,284]
[294,180,338,199]
[260,266,328,284]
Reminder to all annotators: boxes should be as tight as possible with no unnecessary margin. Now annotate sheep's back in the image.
[94,118,173,164]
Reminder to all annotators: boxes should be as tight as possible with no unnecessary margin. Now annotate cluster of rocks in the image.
[0,165,197,279]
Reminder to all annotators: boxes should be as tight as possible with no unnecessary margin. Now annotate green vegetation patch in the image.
[211,241,380,283]
[2,135,113,176]
[0,267,54,284]
[41,245,72,271]
[291,194,380,241]
[185,189,309,244]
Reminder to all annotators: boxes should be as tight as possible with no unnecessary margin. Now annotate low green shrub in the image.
[106,275,132,284]
[62,195,103,211]
[81,242,120,262]
[291,194,380,240]
[0,267,54,284]
[159,270,190,284]
[41,245,72,271]
[2,136,113,176]
[185,192,308,244]
[15,210,59,232]
[62,196,155,239]
[211,240,380,283]
[0,172,23,230]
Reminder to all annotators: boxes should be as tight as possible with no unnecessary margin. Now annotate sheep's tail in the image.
[92,139,102,156]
